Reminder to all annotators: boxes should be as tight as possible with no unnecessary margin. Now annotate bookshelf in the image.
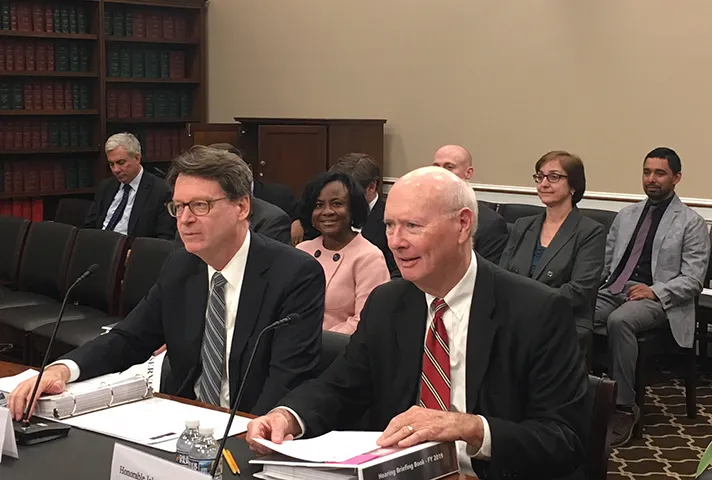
[0,0,206,221]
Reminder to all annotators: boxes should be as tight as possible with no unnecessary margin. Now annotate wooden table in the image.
[0,361,474,480]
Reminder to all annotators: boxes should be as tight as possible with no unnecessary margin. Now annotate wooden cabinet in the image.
[234,117,386,197]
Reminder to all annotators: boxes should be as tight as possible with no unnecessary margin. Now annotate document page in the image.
[254,431,383,463]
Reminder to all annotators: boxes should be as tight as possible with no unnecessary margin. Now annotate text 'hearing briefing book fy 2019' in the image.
[250,431,459,480]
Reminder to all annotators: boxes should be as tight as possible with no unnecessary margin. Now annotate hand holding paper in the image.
[246,408,301,455]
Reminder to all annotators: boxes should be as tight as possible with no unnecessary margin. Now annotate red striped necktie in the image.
[419,298,451,411]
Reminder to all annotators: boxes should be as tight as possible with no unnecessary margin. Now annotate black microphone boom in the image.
[210,313,299,476]
[14,263,100,446]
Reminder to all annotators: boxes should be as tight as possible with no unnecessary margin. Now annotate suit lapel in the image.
[392,283,428,409]
[466,256,499,413]
[508,215,541,275]
[652,195,681,275]
[183,257,209,389]
[128,173,152,235]
[229,233,269,391]
[531,209,581,280]
[100,178,121,226]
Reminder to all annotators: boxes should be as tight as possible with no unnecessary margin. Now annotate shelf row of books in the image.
[0,39,92,73]
[1,158,93,194]
[0,198,44,222]
[132,127,183,162]
[106,88,191,119]
[0,119,93,150]
[105,8,190,41]
[0,2,89,34]
[0,79,92,111]
[107,46,185,79]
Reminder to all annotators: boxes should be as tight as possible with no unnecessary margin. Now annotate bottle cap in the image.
[185,420,200,428]
[198,427,214,436]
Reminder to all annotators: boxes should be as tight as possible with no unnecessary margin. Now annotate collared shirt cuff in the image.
[50,360,80,383]
[271,406,306,439]
[466,415,491,460]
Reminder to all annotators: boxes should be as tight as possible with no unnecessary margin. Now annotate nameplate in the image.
[0,407,19,462]
[111,443,209,480]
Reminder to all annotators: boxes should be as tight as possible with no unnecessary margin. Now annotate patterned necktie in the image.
[419,298,451,411]
[105,184,132,232]
[198,272,228,406]
[609,205,656,294]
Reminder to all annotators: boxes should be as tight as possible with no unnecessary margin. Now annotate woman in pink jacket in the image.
[297,171,390,334]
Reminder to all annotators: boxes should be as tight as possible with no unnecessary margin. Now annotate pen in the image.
[223,448,240,475]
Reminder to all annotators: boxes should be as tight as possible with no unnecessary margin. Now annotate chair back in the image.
[17,221,78,300]
[317,331,350,376]
[0,215,30,288]
[477,200,498,212]
[497,203,545,224]
[121,237,178,315]
[579,208,618,236]
[585,374,617,480]
[54,198,94,227]
[66,229,130,314]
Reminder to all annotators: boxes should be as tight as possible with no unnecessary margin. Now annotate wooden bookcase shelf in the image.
[0,0,207,219]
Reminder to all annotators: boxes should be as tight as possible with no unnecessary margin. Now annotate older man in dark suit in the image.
[246,167,588,480]
[84,133,176,239]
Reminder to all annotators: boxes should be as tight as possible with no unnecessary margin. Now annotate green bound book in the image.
[69,43,80,72]
[131,49,145,78]
[12,83,23,110]
[107,47,120,77]
[78,121,90,146]
[1,2,10,30]
[53,6,61,34]
[104,10,113,35]
[125,11,132,36]
[113,10,125,37]
[69,119,79,147]
[155,90,167,117]
[60,6,70,34]
[79,84,90,110]
[144,49,159,78]
[77,159,92,187]
[72,84,80,110]
[145,91,155,118]
[68,6,77,34]
[77,6,87,33]
[120,48,131,78]
[167,91,179,118]
[0,83,10,110]
[159,50,170,79]
[79,45,89,72]
[180,91,191,118]
[55,43,69,72]
[59,120,70,147]
[64,159,78,189]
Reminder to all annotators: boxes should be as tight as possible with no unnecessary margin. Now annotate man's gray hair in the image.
[105,132,141,157]
[443,178,479,238]
[167,145,253,200]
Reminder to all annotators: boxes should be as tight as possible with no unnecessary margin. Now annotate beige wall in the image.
[207,0,712,199]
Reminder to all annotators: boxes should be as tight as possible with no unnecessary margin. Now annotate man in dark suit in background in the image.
[8,146,325,418]
[84,132,176,240]
[246,167,587,480]
[433,144,509,264]
[329,153,400,277]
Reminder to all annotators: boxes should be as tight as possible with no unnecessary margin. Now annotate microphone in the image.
[14,263,100,446]
[210,313,299,476]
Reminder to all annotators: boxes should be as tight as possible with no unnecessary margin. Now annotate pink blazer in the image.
[297,234,390,334]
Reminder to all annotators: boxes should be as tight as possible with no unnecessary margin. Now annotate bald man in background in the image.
[433,145,509,264]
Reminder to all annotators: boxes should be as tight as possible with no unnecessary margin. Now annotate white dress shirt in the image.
[281,254,490,475]
[423,254,490,475]
[56,231,252,411]
[102,167,144,235]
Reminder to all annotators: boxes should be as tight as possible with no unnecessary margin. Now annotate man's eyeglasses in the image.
[166,197,228,217]
[533,173,568,184]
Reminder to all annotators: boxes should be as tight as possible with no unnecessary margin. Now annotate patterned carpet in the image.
[608,364,712,479]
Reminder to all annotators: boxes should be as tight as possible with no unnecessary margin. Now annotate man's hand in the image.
[246,408,301,455]
[627,284,657,301]
[7,364,70,421]
[377,406,483,449]
[290,220,304,247]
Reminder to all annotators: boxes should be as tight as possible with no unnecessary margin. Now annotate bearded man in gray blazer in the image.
[595,147,710,447]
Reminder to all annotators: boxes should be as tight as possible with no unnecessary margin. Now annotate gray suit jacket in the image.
[500,208,605,331]
[602,194,710,347]
[250,197,291,245]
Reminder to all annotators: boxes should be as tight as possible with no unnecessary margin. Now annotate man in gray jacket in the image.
[595,147,710,447]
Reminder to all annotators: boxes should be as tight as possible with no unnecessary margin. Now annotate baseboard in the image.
[382,177,712,225]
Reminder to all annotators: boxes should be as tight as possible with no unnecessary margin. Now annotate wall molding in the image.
[382,177,712,224]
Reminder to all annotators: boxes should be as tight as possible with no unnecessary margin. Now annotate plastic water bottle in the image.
[188,427,223,479]
[175,420,201,467]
